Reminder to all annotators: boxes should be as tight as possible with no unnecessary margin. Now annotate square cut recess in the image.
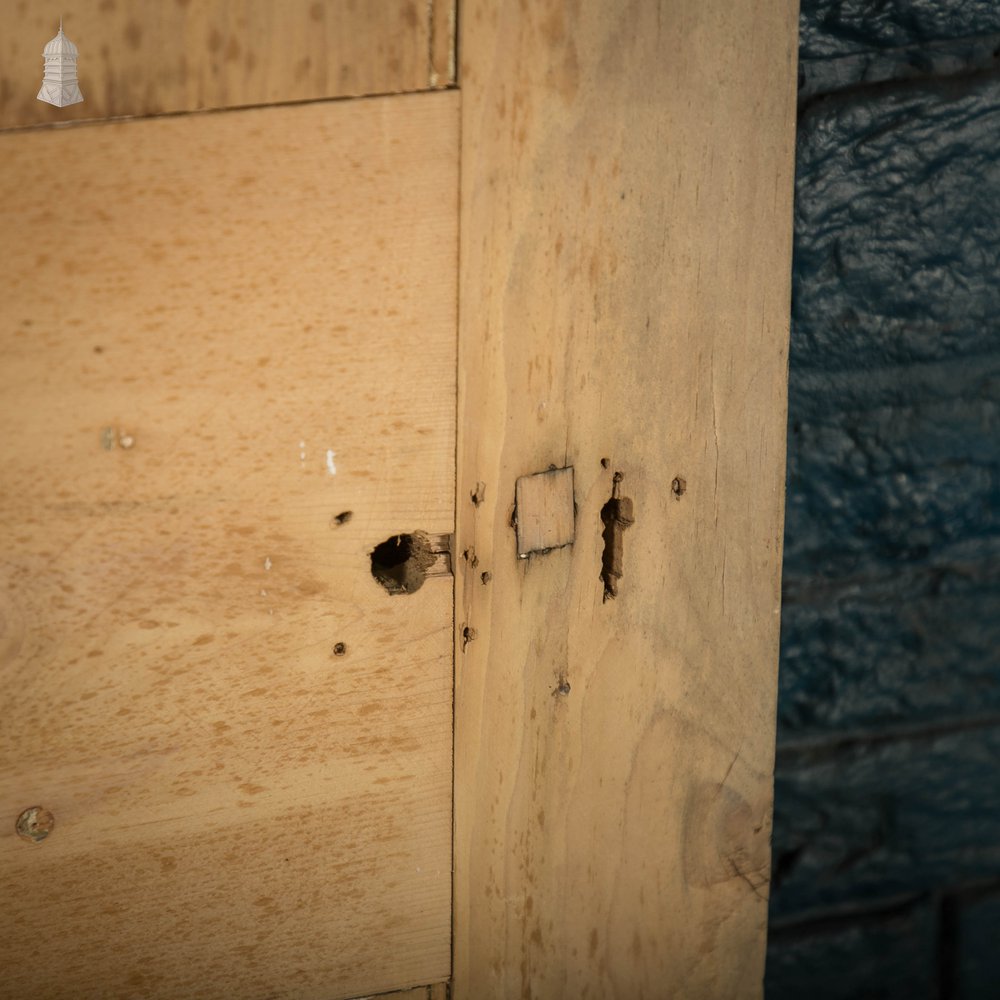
[515,467,576,556]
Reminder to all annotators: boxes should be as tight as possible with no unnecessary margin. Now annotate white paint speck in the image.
[263,557,272,571]
[260,589,267,597]
[326,449,337,476]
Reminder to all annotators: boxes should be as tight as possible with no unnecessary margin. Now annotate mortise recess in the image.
[514,466,575,557]
[600,472,634,602]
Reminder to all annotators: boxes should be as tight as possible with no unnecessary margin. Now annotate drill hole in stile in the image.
[370,532,436,595]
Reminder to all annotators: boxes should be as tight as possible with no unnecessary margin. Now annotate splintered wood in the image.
[0,92,458,999]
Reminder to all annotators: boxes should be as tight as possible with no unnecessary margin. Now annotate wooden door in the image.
[1,3,798,998]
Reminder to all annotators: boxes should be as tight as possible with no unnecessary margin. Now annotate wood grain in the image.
[454,1,799,997]
[0,0,457,130]
[0,90,458,1000]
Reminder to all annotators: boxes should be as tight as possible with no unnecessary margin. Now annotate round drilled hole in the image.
[370,532,435,595]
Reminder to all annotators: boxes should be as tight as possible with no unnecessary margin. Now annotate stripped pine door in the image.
[1,1,799,998]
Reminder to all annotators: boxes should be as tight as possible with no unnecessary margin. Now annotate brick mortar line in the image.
[800,31,1000,66]
[781,548,1000,607]
[770,875,1000,938]
[775,712,1000,764]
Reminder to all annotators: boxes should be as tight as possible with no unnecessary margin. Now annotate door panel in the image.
[0,91,457,999]
[0,0,456,128]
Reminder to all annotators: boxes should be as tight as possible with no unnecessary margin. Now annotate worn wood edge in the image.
[429,0,457,87]
[349,984,449,1000]
[453,1,800,997]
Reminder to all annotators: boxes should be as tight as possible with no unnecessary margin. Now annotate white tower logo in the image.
[37,18,84,108]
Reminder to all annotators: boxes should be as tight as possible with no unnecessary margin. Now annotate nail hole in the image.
[16,806,54,844]
[481,571,492,584]
[370,532,435,595]
[671,477,686,499]
[554,679,571,696]
[471,482,486,506]
[332,642,347,656]
[600,458,610,469]
[332,510,353,526]
[462,625,478,650]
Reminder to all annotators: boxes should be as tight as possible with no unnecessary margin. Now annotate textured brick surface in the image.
[791,75,1000,378]
[770,3,1000,998]
[783,385,1000,583]
[766,899,938,1000]
[784,77,1000,590]
[770,726,1000,922]
[779,566,1000,734]
[798,36,1000,105]
[800,0,1000,60]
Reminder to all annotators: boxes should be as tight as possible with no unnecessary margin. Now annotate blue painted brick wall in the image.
[798,0,1000,60]
[768,898,940,1000]
[949,891,1000,999]
[767,3,1000,997]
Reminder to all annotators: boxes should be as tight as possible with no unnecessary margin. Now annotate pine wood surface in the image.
[0,90,458,1000]
[454,1,799,996]
[0,0,456,129]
